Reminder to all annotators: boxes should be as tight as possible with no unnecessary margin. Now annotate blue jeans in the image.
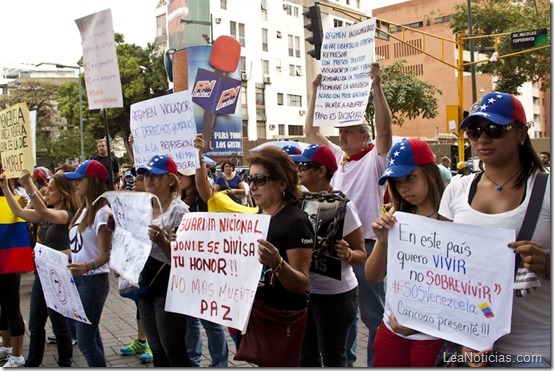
[26,275,73,367]
[138,295,191,367]
[186,317,229,367]
[74,273,109,367]
[346,240,385,367]
[301,287,359,366]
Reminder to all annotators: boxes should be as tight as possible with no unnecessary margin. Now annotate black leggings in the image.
[0,273,25,336]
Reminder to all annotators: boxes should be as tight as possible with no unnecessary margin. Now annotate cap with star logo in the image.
[460,92,527,129]
[136,155,178,175]
[378,138,435,185]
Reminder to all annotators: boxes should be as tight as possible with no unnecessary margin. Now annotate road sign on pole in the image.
[510,28,548,50]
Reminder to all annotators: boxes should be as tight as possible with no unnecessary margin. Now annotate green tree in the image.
[366,60,442,136]
[449,0,550,93]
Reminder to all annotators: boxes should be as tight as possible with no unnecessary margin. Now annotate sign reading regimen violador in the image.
[510,28,548,50]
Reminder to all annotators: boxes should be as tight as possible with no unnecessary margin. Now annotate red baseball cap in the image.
[290,144,338,174]
[64,160,108,182]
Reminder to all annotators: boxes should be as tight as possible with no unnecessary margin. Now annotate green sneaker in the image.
[120,339,147,356]
[139,343,153,363]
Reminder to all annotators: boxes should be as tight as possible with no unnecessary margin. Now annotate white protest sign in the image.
[101,191,154,286]
[75,8,124,109]
[165,212,270,332]
[34,243,91,324]
[387,212,515,351]
[130,90,199,170]
[315,18,376,127]
[30,110,37,165]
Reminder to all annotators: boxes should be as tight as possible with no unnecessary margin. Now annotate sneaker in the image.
[139,344,153,363]
[0,348,12,362]
[120,339,147,356]
[72,339,77,346]
[3,355,25,368]
[47,336,57,344]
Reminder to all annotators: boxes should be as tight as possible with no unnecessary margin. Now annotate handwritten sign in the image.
[0,103,34,178]
[75,8,123,109]
[130,90,199,170]
[165,212,270,332]
[314,19,376,127]
[34,243,91,324]
[101,191,153,286]
[387,212,515,351]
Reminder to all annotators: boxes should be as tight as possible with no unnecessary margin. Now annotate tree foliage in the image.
[449,0,550,93]
[366,60,442,134]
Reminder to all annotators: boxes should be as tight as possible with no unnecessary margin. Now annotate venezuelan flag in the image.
[0,196,34,274]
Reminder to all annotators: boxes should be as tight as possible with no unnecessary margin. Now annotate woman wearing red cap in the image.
[439,92,550,367]
[365,138,446,367]
[291,144,366,367]
[135,154,191,367]
[63,159,112,367]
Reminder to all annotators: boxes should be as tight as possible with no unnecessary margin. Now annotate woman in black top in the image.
[1,171,79,367]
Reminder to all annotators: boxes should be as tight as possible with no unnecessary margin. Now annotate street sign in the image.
[510,28,548,50]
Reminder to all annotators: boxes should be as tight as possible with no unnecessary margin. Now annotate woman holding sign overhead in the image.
[136,154,191,367]
[1,170,79,367]
[439,92,550,367]
[364,138,446,367]
[63,160,112,367]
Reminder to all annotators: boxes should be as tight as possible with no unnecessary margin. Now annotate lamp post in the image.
[36,62,84,162]
[180,14,214,44]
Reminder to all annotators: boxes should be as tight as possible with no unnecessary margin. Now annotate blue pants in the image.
[138,295,191,367]
[74,273,109,367]
[26,275,73,367]
[186,317,229,367]
[301,287,359,367]
[346,240,385,367]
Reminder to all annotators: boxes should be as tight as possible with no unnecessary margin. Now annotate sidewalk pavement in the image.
[18,272,369,367]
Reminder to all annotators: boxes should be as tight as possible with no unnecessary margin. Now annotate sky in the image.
[0,0,406,69]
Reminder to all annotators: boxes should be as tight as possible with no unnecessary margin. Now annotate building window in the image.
[242,120,248,137]
[220,0,227,10]
[434,15,452,24]
[156,14,166,37]
[240,56,246,72]
[262,60,269,75]
[256,87,265,106]
[284,4,298,16]
[287,94,302,107]
[241,85,247,106]
[230,21,246,47]
[289,65,302,76]
[288,35,293,57]
[262,28,268,51]
[393,38,422,58]
[376,45,390,60]
[404,21,424,29]
[261,0,268,20]
[257,121,266,138]
[334,19,344,28]
[279,124,285,136]
[294,36,300,58]
[277,93,284,105]
[289,125,303,135]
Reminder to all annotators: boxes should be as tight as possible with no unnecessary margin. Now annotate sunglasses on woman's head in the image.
[297,162,320,172]
[465,123,514,141]
[247,174,273,186]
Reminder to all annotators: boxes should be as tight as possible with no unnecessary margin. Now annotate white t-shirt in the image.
[328,141,387,240]
[439,171,550,357]
[309,201,361,295]
[69,205,111,275]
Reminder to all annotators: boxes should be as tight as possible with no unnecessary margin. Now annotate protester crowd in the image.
[0,63,550,368]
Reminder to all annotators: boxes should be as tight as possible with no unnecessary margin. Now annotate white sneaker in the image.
[0,348,12,362]
[2,355,24,368]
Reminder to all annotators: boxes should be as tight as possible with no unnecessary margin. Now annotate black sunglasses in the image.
[247,174,273,187]
[465,123,514,141]
[297,162,321,172]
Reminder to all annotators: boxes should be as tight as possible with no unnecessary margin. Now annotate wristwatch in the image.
[28,191,36,198]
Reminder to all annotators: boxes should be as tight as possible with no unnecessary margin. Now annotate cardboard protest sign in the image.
[34,243,91,324]
[0,103,34,178]
[315,19,376,127]
[101,191,153,286]
[165,212,270,332]
[387,212,515,351]
[130,90,199,170]
[75,8,123,109]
